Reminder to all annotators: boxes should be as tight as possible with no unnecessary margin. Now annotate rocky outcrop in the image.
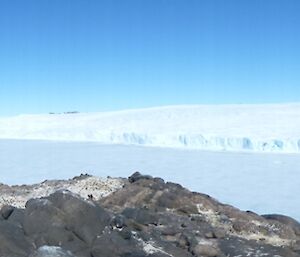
[0,172,299,257]
[0,175,123,209]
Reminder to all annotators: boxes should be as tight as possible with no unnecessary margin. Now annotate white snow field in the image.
[0,140,299,221]
[0,103,300,153]
[0,104,299,220]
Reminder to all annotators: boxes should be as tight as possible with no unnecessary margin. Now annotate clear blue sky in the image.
[0,0,300,115]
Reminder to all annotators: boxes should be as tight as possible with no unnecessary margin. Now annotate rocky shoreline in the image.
[0,172,299,257]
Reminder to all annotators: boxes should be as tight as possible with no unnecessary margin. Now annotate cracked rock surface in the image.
[0,172,299,257]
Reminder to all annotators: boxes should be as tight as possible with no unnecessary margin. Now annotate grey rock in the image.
[1,205,15,219]
[128,172,153,183]
[0,221,33,257]
[0,172,299,257]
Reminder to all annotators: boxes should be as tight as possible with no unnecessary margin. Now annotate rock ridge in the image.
[0,172,299,257]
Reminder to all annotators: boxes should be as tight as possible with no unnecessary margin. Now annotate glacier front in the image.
[0,103,300,153]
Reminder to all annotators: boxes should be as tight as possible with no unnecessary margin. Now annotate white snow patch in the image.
[33,245,74,257]
[135,237,173,256]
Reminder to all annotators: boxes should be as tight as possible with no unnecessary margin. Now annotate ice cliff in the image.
[0,104,300,153]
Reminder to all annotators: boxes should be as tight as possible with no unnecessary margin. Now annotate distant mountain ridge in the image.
[0,104,300,153]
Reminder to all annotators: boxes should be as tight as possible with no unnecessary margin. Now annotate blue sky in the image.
[0,0,300,115]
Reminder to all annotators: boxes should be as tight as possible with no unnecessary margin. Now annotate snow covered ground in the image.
[1,104,300,153]
[0,140,299,221]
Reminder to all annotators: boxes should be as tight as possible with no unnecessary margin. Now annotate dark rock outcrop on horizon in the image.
[0,172,299,257]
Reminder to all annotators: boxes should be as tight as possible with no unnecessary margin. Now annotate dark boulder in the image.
[47,190,112,245]
[91,230,141,257]
[128,172,153,183]
[262,214,300,236]
[0,220,33,257]
[1,205,15,219]
[6,207,25,227]
[22,190,113,256]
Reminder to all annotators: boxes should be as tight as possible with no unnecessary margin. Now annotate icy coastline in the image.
[1,104,300,153]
